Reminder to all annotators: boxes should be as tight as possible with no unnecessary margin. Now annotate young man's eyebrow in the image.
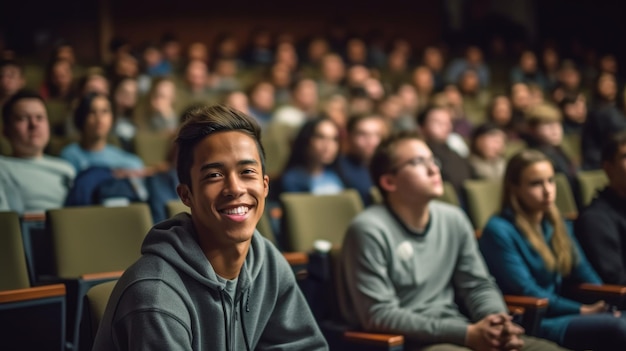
[199,162,224,171]
[199,159,259,171]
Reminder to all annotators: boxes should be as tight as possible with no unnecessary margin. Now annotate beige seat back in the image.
[577,170,609,207]
[280,189,364,252]
[47,203,153,278]
[463,179,502,230]
[554,173,578,219]
[0,211,30,290]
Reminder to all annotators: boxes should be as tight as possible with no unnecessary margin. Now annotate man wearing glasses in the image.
[337,130,567,351]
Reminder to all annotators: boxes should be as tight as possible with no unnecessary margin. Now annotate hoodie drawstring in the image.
[240,288,251,351]
[219,289,230,351]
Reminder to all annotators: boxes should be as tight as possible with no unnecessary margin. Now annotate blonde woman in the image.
[479,149,626,350]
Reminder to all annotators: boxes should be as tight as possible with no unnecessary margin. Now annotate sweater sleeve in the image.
[340,223,469,346]
[451,215,509,321]
[479,217,582,316]
[575,207,626,285]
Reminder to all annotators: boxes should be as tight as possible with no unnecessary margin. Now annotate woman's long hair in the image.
[502,149,574,275]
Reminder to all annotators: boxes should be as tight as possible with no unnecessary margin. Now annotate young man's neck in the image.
[199,236,250,280]
[388,197,431,232]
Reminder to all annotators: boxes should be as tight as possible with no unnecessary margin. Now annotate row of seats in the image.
[0,167,611,350]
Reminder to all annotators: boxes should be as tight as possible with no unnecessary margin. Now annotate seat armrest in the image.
[80,270,124,282]
[567,283,626,308]
[282,252,309,266]
[576,283,626,296]
[504,295,548,309]
[344,331,404,349]
[0,284,66,303]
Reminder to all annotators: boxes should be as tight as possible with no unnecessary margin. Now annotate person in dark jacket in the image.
[92,105,328,350]
[575,131,626,285]
[581,72,626,170]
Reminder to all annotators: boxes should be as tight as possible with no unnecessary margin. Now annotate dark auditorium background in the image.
[0,0,624,65]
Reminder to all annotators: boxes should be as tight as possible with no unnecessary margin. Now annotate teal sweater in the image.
[479,211,602,344]
[339,201,507,347]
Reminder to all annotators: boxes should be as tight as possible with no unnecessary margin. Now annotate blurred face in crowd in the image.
[309,119,340,167]
[422,107,452,143]
[51,60,73,89]
[346,38,367,64]
[188,42,208,62]
[563,95,587,124]
[474,129,505,160]
[115,53,139,78]
[84,96,113,141]
[458,70,479,94]
[387,50,407,72]
[543,48,559,71]
[466,46,483,65]
[4,98,49,158]
[249,82,275,112]
[491,96,512,126]
[520,51,538,73]
[323,95,348,128]
[558,65,580,90]
[533,121,563,147]
[423,46,444,72]
[293,79,318,110]
[321,54,345,83]
[413,66,433,93]
[0,64,25,97]
[114,79,138,111]
[224,91,249,114]
[397,83,419,114]
[347,65,370,87]
[597,73,617,101]
[83,74,110,96]
[307,37,329,63]
[511,83,531,111]
[349,116,388,162]
[186,60,209,91]
[270,62,291,88]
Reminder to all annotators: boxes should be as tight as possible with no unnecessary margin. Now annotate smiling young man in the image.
[338,131,567,351]
[92,105,328,350]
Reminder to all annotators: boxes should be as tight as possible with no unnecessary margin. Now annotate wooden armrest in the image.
[504,295,549,309]
[21,212,46,222]
[0,284,66,303]
[344,331,404,347]
[80,270,124,281]
[576,283,626,297]
[282,252,309,266]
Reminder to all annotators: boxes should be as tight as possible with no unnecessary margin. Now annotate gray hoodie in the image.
[92,213,328,350]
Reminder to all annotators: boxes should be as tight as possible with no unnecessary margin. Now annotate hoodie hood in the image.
[141,212,266,292]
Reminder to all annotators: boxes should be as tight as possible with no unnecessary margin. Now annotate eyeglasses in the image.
[390,156,442,174]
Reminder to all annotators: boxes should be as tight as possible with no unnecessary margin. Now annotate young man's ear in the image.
[379,174,396,194]
[177,184,192,208]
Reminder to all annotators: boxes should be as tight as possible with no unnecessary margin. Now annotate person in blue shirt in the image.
[61,93,144,174]
[479,149,626,350]
[280,116,345,195]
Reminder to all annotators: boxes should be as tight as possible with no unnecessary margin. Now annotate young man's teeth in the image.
[223,206,248,215]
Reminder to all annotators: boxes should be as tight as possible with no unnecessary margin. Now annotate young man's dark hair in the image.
[2,90,46,128]
[175,104,266,189]
[601,131,626,163]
